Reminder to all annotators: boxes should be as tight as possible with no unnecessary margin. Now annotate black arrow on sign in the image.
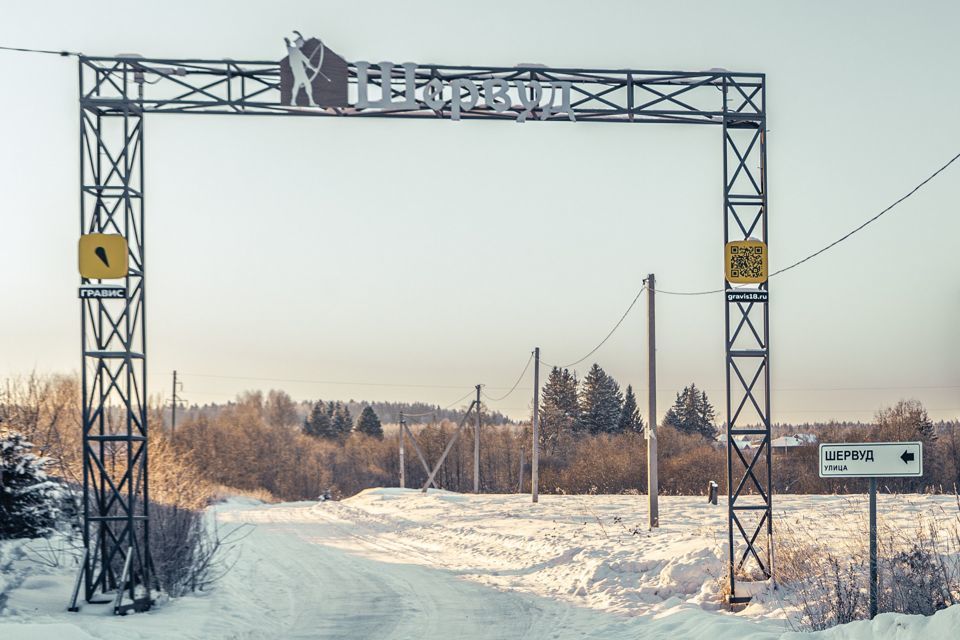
[900,450,915,464]
[94,246,110,268]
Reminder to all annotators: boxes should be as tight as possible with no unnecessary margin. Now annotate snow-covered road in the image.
[2,490,959,639]
[209,500,639,639]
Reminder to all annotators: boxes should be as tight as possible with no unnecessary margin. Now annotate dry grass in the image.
[209,484,279,504]
[774,497,960,630]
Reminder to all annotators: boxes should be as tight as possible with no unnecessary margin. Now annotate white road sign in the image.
[818,442,923,478]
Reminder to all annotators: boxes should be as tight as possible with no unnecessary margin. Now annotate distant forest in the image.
[2,372,957,506]
[166,396,514,428]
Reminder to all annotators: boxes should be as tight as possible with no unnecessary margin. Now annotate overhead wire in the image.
[539,286,647,371]
[176,371,523,391]
[481,352,534,402]
[768,150,960,278]
[0,45,80,57]
[538,149,960,367]
[400,389,477,417]
[655,285,725,296]
[656,150,960,296]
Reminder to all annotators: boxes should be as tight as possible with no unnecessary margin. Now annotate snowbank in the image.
[783,604,960,639]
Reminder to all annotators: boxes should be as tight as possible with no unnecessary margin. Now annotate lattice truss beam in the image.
[79,56,762,124]
[80,62,151,611]
[722,77,771,599]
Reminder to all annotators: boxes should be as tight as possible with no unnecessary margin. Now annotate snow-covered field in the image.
[1,491,958,639]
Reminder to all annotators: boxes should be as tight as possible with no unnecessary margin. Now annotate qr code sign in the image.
[725,241,767,284]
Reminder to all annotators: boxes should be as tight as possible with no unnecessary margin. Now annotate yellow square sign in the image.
[79,234,128,279]
[725,240,767,284]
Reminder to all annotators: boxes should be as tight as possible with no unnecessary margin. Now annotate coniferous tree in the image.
[538,367,579,455]
[332,403,353,438]
[618,385,645,434]
[663,383,717,439]
[696,390,716,438]
[577,364,623,435]
[356,406,384,440]
[0,430,63,539]
[303,400,337,439]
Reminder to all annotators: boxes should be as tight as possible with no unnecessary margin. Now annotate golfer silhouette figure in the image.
[284,31,330,107]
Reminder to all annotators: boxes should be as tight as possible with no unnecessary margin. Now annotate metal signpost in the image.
[74,32,769,611]
[818,442,924,618]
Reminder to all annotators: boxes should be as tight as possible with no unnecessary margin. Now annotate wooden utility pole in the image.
[399,412,406,489]
[532,347,540,503]
[647,274,659,528]
[474,385,481,493]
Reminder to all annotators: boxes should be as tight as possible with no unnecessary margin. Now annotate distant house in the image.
[713,433,815,453]
[771,433,817,454]
[717,433,757,451]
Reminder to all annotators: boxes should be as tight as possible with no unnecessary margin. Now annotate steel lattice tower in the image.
[77,63,151,613]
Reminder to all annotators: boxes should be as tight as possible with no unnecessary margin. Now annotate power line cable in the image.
[540,151,960,372]
[481,352,534,402]
[0,45,80,57]
[176,371,521,391]
[543,285,647,370]
[401,389,477,417]
[768,150,960,278]
[656,150,960,296]
[655,285,725,296]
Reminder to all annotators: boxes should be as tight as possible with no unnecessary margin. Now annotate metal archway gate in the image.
[75,37,770,612]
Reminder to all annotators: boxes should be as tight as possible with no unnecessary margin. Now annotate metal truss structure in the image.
[76,53,768,608]
[722,92,772,604]
[76,66,150,614]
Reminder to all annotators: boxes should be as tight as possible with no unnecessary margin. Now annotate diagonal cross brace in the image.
[421,401,477,492]
[402,423,439,490]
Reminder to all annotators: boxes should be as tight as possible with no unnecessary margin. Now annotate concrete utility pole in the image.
[532,347,540,503]
[647,274,659,528]
[399,412,406,489]
[474,385,481,493]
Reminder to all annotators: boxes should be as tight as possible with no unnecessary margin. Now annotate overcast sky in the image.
[1,1,958,423]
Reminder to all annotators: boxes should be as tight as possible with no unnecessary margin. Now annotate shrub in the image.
[776,500,960,630]
[144,428,258,597]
